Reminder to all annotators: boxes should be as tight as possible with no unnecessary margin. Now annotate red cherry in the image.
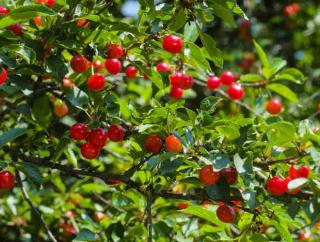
[87,73,106,91]
[8,24,22,36]
[70,55,90,73]
[107,44,124,59]
[45,0,55,8]
[178,202,189,210]
[220,71,235,85]
[239,20,250,31]
[88,128,108,148]
[220,167,238,185]
[70,123,90,141]
[125,66,138,80]
[177,74,194,90]
[227,84,245,100]
[169,86,183,100]
[0,6,9,15]
[216,205,236,223]
[170,71,183,86]
[200,201,211,207]
[156,62,171,72]
[0,170,15,190]
[108,124,125,142]
[267,176,288,196]
[199,165,220,185]
[143,73,149,79]
[81,142,100,159]
[105,59,121,74]
[144,134,163,153]
[289,165,310,179]
[63,223,76,236]
[92,60,103,72]
[266,99,282,115]
[162,34,183,54]
[299,231,311,241]
[207,76,221,90]
[165,134,182,153]
[63,77,73,88]
[33,16,42,26]
[53,102,68,117]
[66,210,76,218]
[0,68,7,85]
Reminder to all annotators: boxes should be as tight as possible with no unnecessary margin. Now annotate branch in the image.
[254,154,308,170]
[146,185,154,242]
[16,172,58,242]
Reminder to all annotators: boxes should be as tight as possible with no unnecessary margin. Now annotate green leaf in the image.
[170,8,187,31]
[208,0,237,28]
[240,74,264,83]
[32,96,52,128]
[278,68,305,84]
[271,220,292,242]
[17,162,42,185]
[66,86,89,108]
[267,83,299,104]
[46,55,68,81]
[187,42,211,72]
[266,121,296,146]
[242,190,256,210]
[184,21,199,42]
[200,96,223,113]
[288,178,309,191]
[234,153,252,175]
[216,125,240,140]
[0,128,27,148]
[74,229,99,241]
[0,5,56,28]
[205,183,231,201]
[209,153,231,169]
[149,70,163,90]
[253,40,270,68]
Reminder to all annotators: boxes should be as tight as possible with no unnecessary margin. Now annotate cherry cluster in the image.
[144,134,183,154]
[267,165,310,196]
[69,123,125,159]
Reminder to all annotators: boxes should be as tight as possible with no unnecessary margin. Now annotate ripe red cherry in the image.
[105,59,121,74]
[170,86,183,100]
[207,76,221,90]
[220,167,238,185]
[108,124,125,142]
[125,66,138,80]
[227,84,245,100]
[70,123,90,141]
[107,44,124,59]
[0,170,15,190]
[299,231,311,241]
[162,34,183,54]
[33,16,42,26]
[81,142,100,159]
[0,6,9,15]
[92,60,103,72]
[289,165,310,179]
[165,134,182,153]
[0,67,7,85]
[8,24,22,36]
[170,71,183,86]
[156,62,171,72]
[45,0,55,8]
[220,71,235,85]
[88,128,108,148]
[216,205,236,223]
[199,165,220,185]
[63,77,73,88]
[267,176,288,196]
[87,73,106,91]
[266,99,282,115]
[144,134,163,153]
[178,74,194,90]
[53,102,68,117]
[178,202,189,210]
[70,55,90,73]
[63,223,76,236]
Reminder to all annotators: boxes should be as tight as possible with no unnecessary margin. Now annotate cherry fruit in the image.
[216,205,236,223]
[81,142,100,159]
[108,124,125,142]
[70,123,90,141]
[125,66,138,80]
[0,170,15,190]
[220,167,238,185]
[88,128,108,148]
[144,134,163,153]
[227,84,245,100]
[162,34,183,54]
[207,76,221,90]
[105,59,121,74]
[199,165,220,185]
[165,134,182,153]
[107,44,124,59]
[266,99,282,115]
[70,55,90,73]
[267,176,288,196]
[87,73,106,91]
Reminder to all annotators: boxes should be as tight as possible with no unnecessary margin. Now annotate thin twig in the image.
[16,172,58,242]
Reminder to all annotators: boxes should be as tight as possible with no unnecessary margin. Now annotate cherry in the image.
[156,62,171,72]
[144,134,163,153]
[216,205,236,223]
[70,55,90,73]
[199,165,220,185]
[105,59,121,74]
[70,123,90,141]
[162,34,183,54]
[8,24,22,36]
[207,76,221,90]
[33,16,42,26]
[170,71,183,86]
[177,74,194,90]
[45,0,55,8]
[220,71,235,85]
[289,165,310,179]
[165,134,183,153]
[170,86,183,100]
[266,176,288,196]
[107,44,124,59]
[53,102,68,117]
[227,84,245,100]
[88,128,108,148]
[125,66,138,80]
[76,18,89,28]
[92,60,103,72]
[66,210,76,218]
[178,202,189,210]
[87,73,106,91]
[283,3,300,16]
[81,142,100,159]
[0,170,15,190]
[200,201,211,207]
[0,67,7,85]
[63,223,76,236]
[63,77,73,88]
[0,6,9,15]
[143,73,149,80]
[266,99,282,115]
[67,193,83,206]
[108,124,125,142]
[220,167,238,185]
[299,231,311,241]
